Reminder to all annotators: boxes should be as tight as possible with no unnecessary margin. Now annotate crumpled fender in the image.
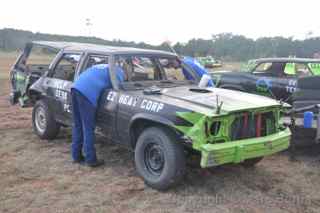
[129,113,176,147]
[129,113,175,129]
[29,76,47,95]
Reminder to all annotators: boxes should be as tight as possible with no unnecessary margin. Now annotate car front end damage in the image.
[174,106,291,168]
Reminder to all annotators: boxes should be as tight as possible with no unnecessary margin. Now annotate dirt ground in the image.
[1,54,320,213]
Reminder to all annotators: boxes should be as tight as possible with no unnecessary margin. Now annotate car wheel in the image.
[241,157,263,168]
[134,126,186,190]
[32,99,60,140]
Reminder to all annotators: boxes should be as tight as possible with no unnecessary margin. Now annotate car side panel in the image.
[212,72,297,102]
[96,89,119,141]
[214,72,256,92]
[42,78,73,124]
[100,90,190,147]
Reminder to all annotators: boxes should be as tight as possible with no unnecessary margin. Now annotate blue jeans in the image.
[71,89,97,164]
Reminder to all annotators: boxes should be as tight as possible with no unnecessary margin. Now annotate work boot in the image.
[72,155,85,164]
[86,159,105,167]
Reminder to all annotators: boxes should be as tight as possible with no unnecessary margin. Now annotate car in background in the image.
[289,76,320,144]
[210,58,320,103]
[197,56,222,68]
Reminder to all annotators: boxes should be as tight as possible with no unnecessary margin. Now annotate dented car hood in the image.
[156,86,281,115]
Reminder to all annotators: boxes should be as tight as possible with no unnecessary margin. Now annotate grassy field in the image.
[1,52,320,213]
[0,52,17,79]
[207,62,243,72]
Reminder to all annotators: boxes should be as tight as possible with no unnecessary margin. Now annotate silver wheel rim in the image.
[35,106,46,134]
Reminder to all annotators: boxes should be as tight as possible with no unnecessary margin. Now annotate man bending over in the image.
[71,64,124,167]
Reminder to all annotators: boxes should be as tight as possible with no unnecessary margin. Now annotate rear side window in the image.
[308,63,320,75]
[284,63,311,77]
[26,45,58,66]
[18,45,58,73]
[295,63,312,77]
[51,53,81,81]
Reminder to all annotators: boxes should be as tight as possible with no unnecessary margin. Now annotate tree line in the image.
[1,28,320,61]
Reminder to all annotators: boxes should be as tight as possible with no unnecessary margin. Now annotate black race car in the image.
[9,42,290,190]
[211,58,320,103]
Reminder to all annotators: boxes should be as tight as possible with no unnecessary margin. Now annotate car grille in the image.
[230,111,276,141]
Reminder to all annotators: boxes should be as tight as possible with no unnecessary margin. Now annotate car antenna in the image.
[216,95,223,114]
[164,40,178,56]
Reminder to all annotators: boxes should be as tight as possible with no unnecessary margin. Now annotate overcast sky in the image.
[1,0,320,45]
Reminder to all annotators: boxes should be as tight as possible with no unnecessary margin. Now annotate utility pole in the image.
[85,18,93,37]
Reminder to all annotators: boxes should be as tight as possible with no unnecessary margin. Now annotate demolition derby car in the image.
[211,58,320,143]
[210,58,320,103]
[197,56,222,68]
[289,76,320,143]
[10,41,291,190]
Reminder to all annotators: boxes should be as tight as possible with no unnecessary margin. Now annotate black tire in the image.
[32,99,60,140]
[241,157,263,168]
[134,127,186,190]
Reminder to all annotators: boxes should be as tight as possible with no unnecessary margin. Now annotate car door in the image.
[10,43,59,106]
[76,54,119,141]
[268,62,313,102]
[250,62,296,101]
[114,55,163,145]
[44,52,82,125]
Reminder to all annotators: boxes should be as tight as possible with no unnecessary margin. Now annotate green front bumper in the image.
[199,128,291,168]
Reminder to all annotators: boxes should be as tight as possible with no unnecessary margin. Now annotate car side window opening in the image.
[51,53,81,81]
[132,57,159,81]
[18,45,58,73]
[243,60,257,72]
[253,62,272,73]
[83,55,109,71]
[284,62,312,77]
[308,63,320,75]
[115,56,162,82]
[292,63,311,77]
[159,58,187,81]
[253,62,286,77]
[115,55,195,84]
[284,63,296,75]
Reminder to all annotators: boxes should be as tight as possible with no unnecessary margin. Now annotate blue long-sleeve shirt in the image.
[72,64,124,107]
[182,57,214,87]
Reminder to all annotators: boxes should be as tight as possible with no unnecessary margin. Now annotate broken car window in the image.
[52,53,81,81]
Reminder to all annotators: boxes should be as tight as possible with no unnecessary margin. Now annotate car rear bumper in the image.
[199,128,291,168]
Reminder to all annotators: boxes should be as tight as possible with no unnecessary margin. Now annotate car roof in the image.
[31,41,177,57]
[252,57,320,63]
